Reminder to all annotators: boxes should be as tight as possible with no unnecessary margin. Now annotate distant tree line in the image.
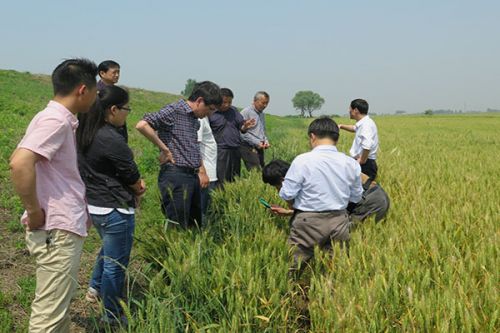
[181,79,500,117]
[422,109,500,115]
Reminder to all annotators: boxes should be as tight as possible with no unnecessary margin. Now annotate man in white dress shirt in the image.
[198,116,218,225]
[278,117,363,271]
[339,99,379,181]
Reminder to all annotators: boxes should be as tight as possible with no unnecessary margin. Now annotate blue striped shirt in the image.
[143,99,201,169]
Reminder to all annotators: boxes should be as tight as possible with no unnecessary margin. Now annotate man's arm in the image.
[357,128,375,163]
[198,161,209,189]
[270,204,294,216]
[135,120,175,164]
[129,179,147,196]
[240,109,262,146]
[278,162,303,206]
[240,118,256,133]
[9,148,45,230]
[349,165,364,204]
[357,149,370,164]
[339,124,356,133]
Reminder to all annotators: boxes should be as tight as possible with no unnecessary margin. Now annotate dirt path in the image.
[0,207,103,332]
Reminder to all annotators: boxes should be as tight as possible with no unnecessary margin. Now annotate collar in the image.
[250,104,261,114]
[355,115,370,127]
[312,145,338,152]
[178,99,194,114]
[47,100,79,129]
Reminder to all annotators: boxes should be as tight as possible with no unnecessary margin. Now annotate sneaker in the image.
[86,286,100,303]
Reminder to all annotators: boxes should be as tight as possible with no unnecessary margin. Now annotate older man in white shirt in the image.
[278,117,363,272]
[339,99,379,181]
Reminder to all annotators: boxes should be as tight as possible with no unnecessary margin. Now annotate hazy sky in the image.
[1,0,499,116]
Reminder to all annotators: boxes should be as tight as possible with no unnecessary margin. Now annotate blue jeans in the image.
[89,210,134,319]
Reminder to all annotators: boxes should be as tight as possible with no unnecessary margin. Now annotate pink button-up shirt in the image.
[18,101,88,237]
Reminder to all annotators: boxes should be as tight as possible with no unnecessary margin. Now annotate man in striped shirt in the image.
[136,81,222,228]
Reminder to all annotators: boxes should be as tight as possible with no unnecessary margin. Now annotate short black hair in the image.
[188,81,222,106]
[52,58,97,96]
[262,159,290,186]
[98,60,120,76]
[220,88,234,98]
[308,116,339,142]
[350,99,369,114]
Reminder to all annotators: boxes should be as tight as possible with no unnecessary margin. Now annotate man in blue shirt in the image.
[136,81,222,228]
[209,88,255,185]
[274,117,363,271]
[240,91,270,170]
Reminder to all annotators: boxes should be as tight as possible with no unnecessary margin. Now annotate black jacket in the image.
[78,124,140,209]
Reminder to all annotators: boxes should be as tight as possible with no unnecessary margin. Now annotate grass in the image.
[0,69,499,332]
[0,290,15,333]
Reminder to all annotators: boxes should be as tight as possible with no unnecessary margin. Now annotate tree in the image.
[424,109,433,116]
[181,79,197,97]
[292,90,325,117]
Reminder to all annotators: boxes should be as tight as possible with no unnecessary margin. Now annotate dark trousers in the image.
[361,159,378,181]
[200,181,217,225]
[158,165,201,229]
[240,145,265,171]
[348,184,390,223]
[216,147,241,184]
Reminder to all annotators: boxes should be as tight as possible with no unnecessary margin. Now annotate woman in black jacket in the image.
[76,85,146,325]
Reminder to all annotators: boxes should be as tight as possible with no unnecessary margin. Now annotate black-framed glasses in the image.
[120,106,132,113]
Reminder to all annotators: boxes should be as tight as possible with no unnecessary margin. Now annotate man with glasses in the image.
[136,81,222,228]
[97,60,131,145]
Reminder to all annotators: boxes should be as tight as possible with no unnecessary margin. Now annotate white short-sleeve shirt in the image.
[197,117,217,181]
[349,115,379,160]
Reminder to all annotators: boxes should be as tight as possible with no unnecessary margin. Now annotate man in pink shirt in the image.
[9,58,98,332]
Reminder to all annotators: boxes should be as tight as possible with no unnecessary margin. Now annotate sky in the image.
[1,0,499,116]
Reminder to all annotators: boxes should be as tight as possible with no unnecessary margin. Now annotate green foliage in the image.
[0,291,14,333]
[16,276,36,310]
[425,109,434,115]
[292,90,325,118]
[181,78,197,98]
[131,113,499,332]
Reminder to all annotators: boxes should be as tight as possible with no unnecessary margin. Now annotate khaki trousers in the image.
[288,210,350,269]
[26,229,84,333]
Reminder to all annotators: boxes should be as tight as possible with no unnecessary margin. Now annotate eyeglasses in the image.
[120,106,132,113]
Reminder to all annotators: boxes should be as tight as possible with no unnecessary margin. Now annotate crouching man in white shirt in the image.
[278,117,363,273]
